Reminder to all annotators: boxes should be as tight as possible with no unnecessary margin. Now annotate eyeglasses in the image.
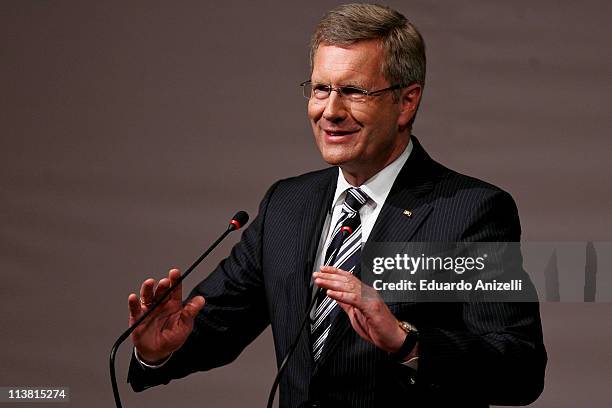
[300,80,405,103]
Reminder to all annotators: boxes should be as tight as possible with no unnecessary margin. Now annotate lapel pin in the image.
[403,210,412,217]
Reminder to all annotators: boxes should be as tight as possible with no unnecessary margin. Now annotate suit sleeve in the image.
[127,181,279,392]
[415,190,547,405]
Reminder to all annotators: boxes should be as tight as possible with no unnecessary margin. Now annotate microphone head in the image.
[340,225,354,235]
[229,210,250,231]
[341,215,360,236]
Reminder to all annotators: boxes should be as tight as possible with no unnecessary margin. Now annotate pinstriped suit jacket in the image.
[128,136,547,407]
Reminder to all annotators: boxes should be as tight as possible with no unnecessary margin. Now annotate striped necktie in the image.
[311,187,369,362]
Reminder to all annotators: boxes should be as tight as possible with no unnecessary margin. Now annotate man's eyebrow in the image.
[311,80,368,88]
[340,81,367,89]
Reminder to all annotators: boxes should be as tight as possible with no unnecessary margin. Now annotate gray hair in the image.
[310,3,426,89]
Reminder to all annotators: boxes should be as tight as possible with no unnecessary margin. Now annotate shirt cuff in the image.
[401,356,419,371]
[134,347,173,369]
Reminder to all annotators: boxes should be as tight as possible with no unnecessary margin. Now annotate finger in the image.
[347,308,371,341]
[335,299,351,314]
[318,270,376,302]
[320,265,353,277]
[327,289,360,308]
[353,308,370,333]
[140,278,156,305]
[153,277,172,303]
[180,296,205,324]
[314,276,356,293]
[313,271,351,283]
[168,269,182,301]
[335,303,369,339]
[128,293,142,323]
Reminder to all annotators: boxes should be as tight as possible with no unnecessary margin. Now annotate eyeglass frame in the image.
[300,80,406,102]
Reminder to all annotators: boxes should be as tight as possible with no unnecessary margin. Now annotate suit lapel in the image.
[297,173,337,298]
[367,135,439,245]
[292,170,336,376]
[313,136,439,374]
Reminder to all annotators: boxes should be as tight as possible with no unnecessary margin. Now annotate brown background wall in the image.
[1,1,611,406]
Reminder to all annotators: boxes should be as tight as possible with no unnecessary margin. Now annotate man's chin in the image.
[317,144,356,167]
[320,152,350,167]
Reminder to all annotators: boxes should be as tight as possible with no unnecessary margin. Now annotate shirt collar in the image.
[331,138,413,211]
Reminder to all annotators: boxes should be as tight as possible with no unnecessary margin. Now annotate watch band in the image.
[390,320,419,362]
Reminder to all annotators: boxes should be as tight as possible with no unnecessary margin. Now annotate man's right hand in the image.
[128,268,205,364]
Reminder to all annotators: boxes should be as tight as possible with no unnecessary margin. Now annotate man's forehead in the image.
[311,41,385,86]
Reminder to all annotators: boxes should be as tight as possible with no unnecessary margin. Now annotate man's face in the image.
[308,40,417,178]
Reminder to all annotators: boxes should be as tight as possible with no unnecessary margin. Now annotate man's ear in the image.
[397,84,422,129]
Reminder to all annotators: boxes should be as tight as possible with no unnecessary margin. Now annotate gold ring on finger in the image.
[140,297,153,307]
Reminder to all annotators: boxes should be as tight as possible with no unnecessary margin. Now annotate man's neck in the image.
[340,136,410,186]
[341,169,379,187]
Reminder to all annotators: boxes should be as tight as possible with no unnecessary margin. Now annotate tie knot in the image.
[343,188,369,214]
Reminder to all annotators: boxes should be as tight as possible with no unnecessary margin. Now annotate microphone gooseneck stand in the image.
[266,218,359,408]
[109,211,249,408]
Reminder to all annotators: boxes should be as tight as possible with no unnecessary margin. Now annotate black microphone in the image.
[230,210,249,231]
[266,215,359,408]
[110,211,249,408]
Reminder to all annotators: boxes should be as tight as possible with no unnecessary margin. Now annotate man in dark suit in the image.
[126,4,546,407]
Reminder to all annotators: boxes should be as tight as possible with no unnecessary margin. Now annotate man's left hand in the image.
[313,265,407,354]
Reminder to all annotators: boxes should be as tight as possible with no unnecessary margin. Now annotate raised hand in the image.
[313,266,406,354]
[127,269,205,364]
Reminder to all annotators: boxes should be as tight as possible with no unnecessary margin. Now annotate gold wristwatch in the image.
[391,320,419,362]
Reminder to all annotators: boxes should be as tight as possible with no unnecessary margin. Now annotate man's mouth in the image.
[323,128,359,138]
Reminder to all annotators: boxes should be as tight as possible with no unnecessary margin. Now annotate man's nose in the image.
[322,91,348,122]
